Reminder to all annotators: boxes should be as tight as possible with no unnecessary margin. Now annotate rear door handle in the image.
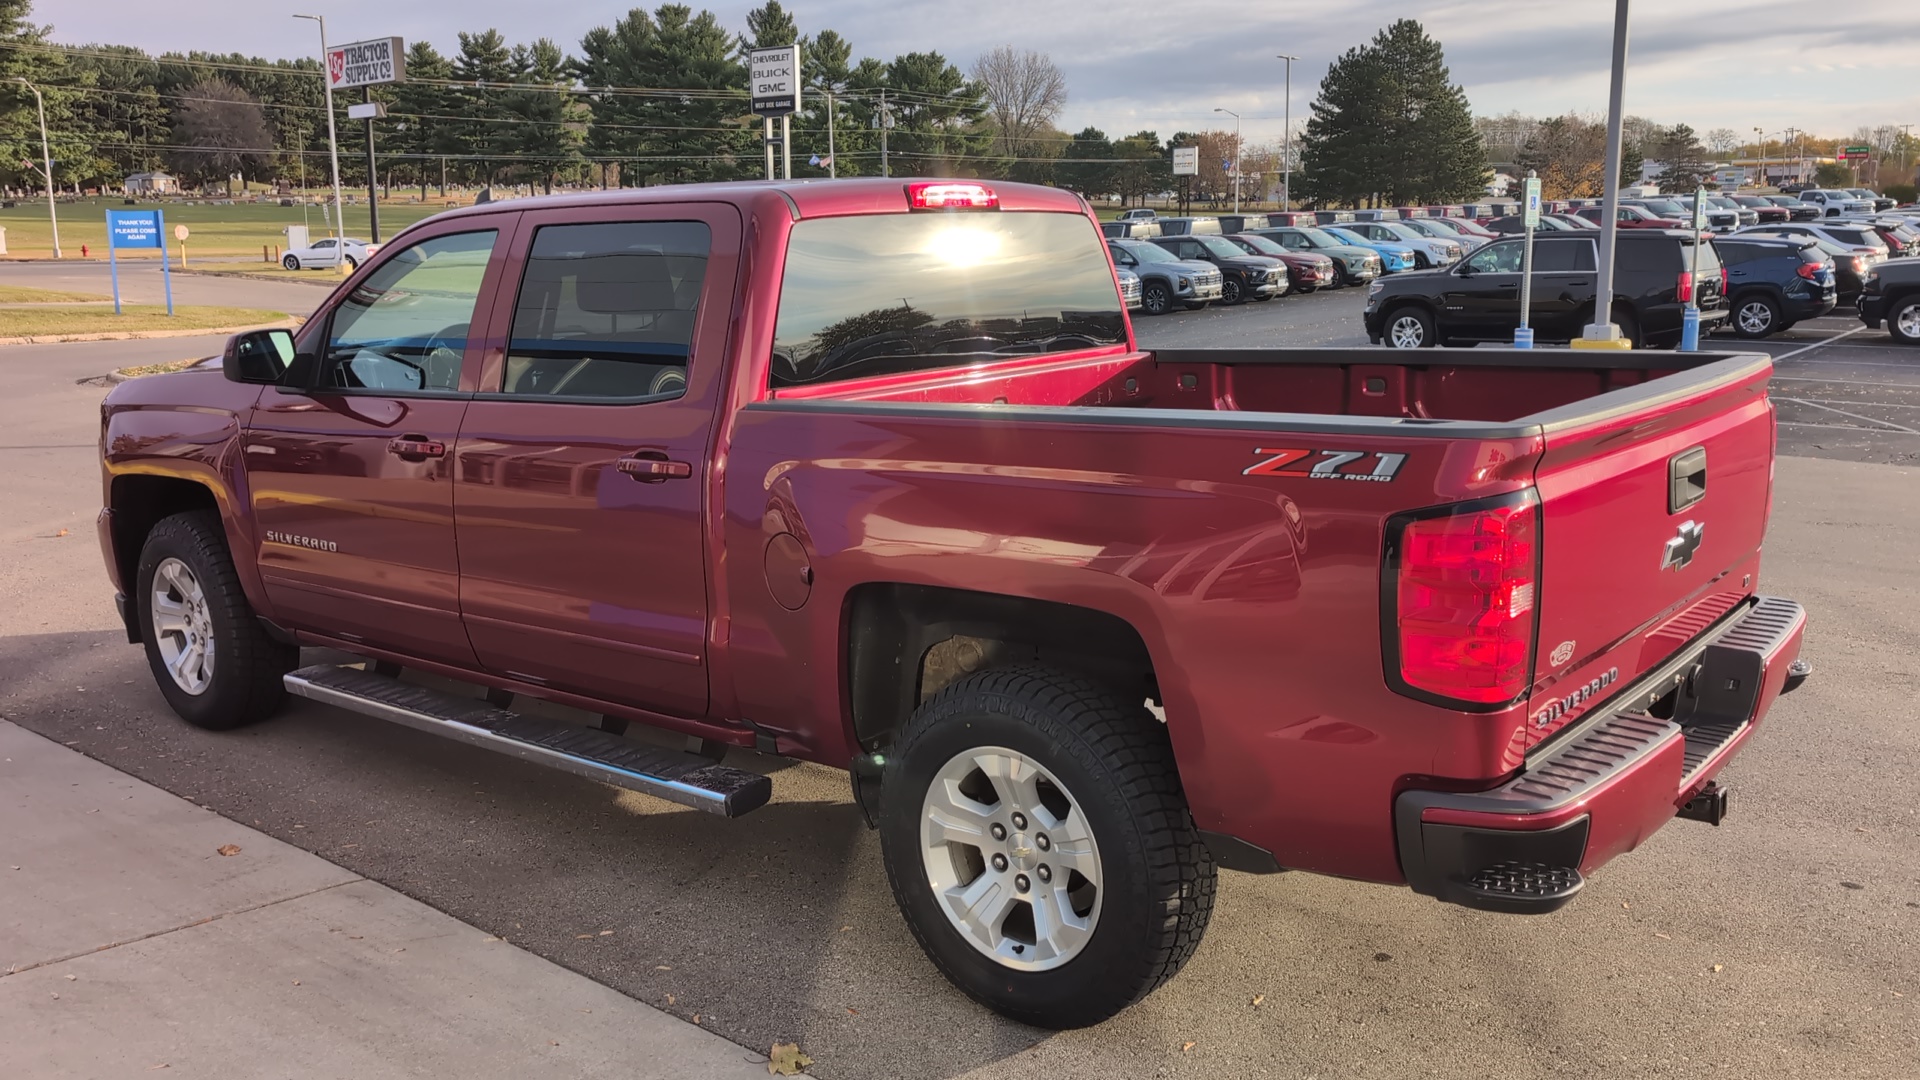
[617,454,693,482]
[387,435,445,459]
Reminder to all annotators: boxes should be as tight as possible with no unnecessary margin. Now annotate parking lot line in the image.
[1771,326,1865,361]
[1773,397,1920,434]
[1774,376,1920,390]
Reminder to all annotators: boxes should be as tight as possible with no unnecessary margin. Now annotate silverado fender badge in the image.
[1661,520,1704,571]
[1244,448,1406,482]
[265,530,339,553]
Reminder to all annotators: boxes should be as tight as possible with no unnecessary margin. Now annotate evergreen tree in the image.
[796,28,862,176]
[879,51,986,175]
[1057,127,1112,197]
[391,41,456,197]
[1651,123,1710,191]
[1300,19,1486,206]
[740,1,798,53]
[1619,141,1644,189]
[578,8,658,184]
[1,0,98,193]
[1112,130,1165,206]
[511,39,589,193]
[632,5,748,184]
[451,30,525,189]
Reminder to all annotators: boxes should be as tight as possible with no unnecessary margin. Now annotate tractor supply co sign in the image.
[749,45,799,116]
[328,37,406,90]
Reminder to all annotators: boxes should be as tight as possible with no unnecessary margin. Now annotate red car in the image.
[1577,203,1687,229]
[98,178,1807,1029]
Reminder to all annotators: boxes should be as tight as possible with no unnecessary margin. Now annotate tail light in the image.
[1720,265,1728,294]
[906,182,998,210]
[1796,261,1825,280]
[1385,495,1539,707]
[1676,272,1694,304]
[1852,256,1868,274]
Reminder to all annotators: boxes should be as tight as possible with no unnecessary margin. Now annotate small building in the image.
[123,172,179,196]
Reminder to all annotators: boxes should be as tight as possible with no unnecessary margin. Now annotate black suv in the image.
[1713,236,1836,338]
[1363,230,1728,348]
[1857,257,1920,345]
[1149,233,1287,305]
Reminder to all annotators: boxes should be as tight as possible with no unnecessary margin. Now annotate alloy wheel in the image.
[1389,314,1428,348]
[1896,302,1920,342]
[1737,300,1775,336]
[150,557,215,696]
[919,746,1103,971]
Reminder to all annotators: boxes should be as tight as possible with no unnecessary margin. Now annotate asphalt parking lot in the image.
[3,289,1915,1079]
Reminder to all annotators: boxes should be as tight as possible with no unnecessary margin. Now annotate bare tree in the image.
[169,78,271,195]
[1706,127,1738,157]
[970,45,1067,159]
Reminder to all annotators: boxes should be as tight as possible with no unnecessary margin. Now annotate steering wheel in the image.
[418,323,470,389]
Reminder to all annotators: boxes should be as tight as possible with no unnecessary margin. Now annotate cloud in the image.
[43,0,1920,141]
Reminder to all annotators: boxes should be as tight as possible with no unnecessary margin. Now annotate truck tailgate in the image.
[1525,356,1775,748]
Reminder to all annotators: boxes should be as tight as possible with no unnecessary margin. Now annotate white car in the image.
[1115,208,1158,222]
[283,237,381,271]
[1796,189,1874,218]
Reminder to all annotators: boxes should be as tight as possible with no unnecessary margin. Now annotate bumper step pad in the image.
[284,665,772,817]
[1460,861,1585,913]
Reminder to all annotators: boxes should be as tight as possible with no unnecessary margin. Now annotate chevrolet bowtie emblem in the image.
[1661,520,1704,571]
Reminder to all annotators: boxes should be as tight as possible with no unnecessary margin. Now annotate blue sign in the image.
[108,210,163,249]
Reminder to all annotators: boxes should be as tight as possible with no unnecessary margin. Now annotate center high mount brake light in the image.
[906,182,999,211]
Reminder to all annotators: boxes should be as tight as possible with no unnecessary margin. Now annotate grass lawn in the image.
[0,284,111,302]
[0,196,450,259]
[0,304,289,337]
[182,264,349,281]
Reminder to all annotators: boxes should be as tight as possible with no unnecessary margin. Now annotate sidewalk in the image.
[0,720,772,1079]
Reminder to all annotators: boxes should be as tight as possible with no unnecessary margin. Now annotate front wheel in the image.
[1140,281,1173,316]
[136,511,298,730]
[1383,306,1437,348]
[1888,297,1920,345]
[879,667,1216,1029]
[1183,301,1208,311]
[282,255,301,270]
[343,255,359,271]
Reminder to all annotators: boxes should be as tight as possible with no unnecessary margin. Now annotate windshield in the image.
[1708,197,1740,209]
[1296,228,1345,248]
[1117,239,1182,264]
[1381,223,1430,242]
[1639,201,1685,215]
[1232,233,1289,256]
[771,211,1125,387]
[1195,235,1249,259]
[1326,227,1379,246]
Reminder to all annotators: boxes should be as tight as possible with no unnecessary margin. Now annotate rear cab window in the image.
[771,211,1125,387]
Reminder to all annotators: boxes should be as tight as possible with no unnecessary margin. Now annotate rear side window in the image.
[1715,242,1755,266]
[771,212,1125,387]
[1532,241,1595,272]
[498,221,710,401]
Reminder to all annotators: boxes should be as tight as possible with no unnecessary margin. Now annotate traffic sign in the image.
[1522,176,1542,227]
[748,45,799,116]
[1172,146,1199,176]
[1842,145,1871,160]
[174,224,189,241]
[327,37,405,90]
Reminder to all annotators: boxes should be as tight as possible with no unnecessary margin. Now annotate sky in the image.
[40,0,1920,148]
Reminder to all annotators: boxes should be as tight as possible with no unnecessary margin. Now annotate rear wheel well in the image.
[844,583,1157,753]
[111,475,220,606]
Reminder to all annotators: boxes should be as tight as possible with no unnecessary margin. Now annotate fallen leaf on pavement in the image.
[1181,1041,1196,1052]
[216,844,241,857]
[846,1007,857,1015]
[575,934,594,940]
[692,1014,702,1025]
[1654,933,1670,940]
[599,930,614,936]
[56,528,69,537]
[65,974,76,981]
[150,1065,169,1070]
[838,925,852,932]
[655,965,671,971]
[291,980,300,986]
[1251,994,1264,1007]
[666,994,675,1005]
[1712,964,1724,973]
[768,1042,814,1076]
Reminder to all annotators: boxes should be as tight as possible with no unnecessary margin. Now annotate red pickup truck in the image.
[98,178,1808,1029]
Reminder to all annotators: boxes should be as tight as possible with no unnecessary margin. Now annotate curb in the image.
[174,268,340,287]
[0,316,299,346]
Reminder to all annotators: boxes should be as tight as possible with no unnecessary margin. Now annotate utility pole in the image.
[294,14,347,271]
[1215,107,1241,213]
[1578,0,1632,350]
[1277,54,1297,212]
[826,90,837,179]
[879,89,890,178]
[13,78,59,258]
[363,86,380,244]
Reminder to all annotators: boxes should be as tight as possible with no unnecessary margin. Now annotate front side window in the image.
[496,221,711,400]
[772,211,1124,387]
[1464,240,1523,274]
[1533,241,1596,272]
[320,230,497,394]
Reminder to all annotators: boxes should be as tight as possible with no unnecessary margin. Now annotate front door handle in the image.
[617,454,693,482]
[388,435,445,459]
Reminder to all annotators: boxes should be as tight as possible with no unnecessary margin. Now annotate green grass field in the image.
[0,284,111,303]
[0,304,289,337]
[0,197,451,259]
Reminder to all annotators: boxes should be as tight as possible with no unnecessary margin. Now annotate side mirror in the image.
[223,327,296,384]
[1456,262,1476,277]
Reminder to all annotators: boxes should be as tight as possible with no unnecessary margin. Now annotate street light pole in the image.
[293,14,347,271]
[1579,0,1632,349]
[1277,55,1297,213]
[1215,107,1241,213]
[13,78,60,258]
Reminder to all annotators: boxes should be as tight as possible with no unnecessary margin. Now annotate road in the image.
[2,297,1915,1079]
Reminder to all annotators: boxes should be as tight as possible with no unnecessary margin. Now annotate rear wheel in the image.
[1140,281,1173,316]
[1384,306,1437,348]
[1221,276,1246,305]
[1732,294,1781,338]
[879,667,1215,1029]
[343,255,359,271]
[137,512,298,730]
[1889,297,1920,345]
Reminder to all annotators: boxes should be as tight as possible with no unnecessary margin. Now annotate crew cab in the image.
[1576,204,1687,230]
[1857,255,1920,344]
[98,178,1807,1031]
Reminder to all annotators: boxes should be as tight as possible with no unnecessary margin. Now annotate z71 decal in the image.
[1243,448,1407,482]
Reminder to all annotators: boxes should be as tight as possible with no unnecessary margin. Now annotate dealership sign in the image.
[1172,146,1199,176]
[749,45,799,116]
[328,37,406,90]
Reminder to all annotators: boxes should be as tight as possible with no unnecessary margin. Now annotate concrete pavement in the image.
[0,720,773,1079]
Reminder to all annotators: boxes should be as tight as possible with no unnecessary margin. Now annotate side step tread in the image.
[284,665,771,817]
